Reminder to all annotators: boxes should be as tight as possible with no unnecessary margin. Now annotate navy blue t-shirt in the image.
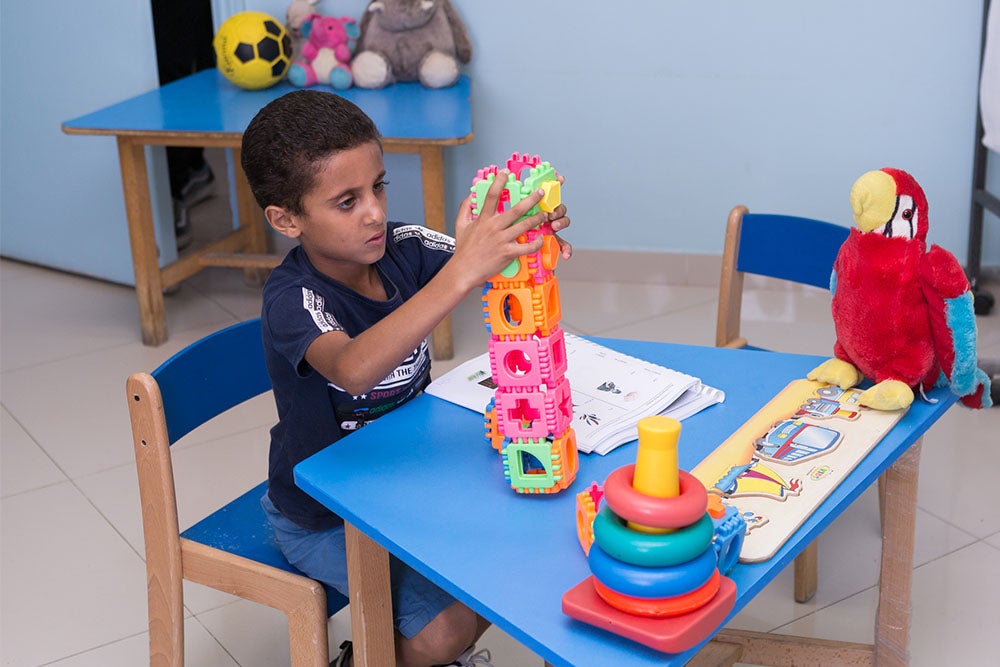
[262,222,454,530]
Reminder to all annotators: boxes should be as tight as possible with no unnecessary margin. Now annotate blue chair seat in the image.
[181,480,349,617]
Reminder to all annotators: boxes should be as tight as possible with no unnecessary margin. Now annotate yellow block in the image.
[539,180,561,213]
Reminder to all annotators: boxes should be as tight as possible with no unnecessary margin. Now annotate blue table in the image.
[295,339,955,666]
[63,69,472,354]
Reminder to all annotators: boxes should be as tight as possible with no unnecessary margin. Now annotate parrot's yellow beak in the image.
[850,170,897,233]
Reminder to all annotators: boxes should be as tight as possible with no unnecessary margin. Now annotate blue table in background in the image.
[63,69,472,354]
[296,338,954,667]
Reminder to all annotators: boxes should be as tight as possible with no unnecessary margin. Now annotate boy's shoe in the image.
[331,640,352,667]
[440,645,493,666]
[331,640,491,667]
[174,199,193,251]
[179,162,215,207]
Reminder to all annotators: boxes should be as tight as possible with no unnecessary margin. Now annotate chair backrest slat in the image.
[736,213,849,290]
[152,319,271,444]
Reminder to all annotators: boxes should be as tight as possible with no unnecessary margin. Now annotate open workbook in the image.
[426,334,725,455]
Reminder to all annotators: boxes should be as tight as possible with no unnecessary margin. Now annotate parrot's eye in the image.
[902,209,913,220]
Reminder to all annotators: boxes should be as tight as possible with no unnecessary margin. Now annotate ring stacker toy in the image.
[476,152,578,494]
[563,416,746,654]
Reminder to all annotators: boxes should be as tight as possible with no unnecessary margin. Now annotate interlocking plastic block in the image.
[522,160,557,190]
[489,327,568,388]
[553,427,579,490]
[484,286,537,337]
[495,377,573,440]
[501,428,577,494]
[531,275,563,336]
[542,376,574,436]
[576,482,604,556]
[483,276,563,338]
[495,388,549,440]
[538,179,561,213]
[561,575,737,654]
[506,151,541,180]
[484,399,504,451]
[491,254,532,285]
[489,225,560,288]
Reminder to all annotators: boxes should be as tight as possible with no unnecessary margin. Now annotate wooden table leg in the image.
[793,540,818,603]
[117,137,168,346]
[345,522,396,666]
[873,438,921,667]
[232,147,272,286]
[419,145,454,360]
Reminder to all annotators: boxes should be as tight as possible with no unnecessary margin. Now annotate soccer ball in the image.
[213,11,292,90]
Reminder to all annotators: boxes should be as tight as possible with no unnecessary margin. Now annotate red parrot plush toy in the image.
[808,168,992,410]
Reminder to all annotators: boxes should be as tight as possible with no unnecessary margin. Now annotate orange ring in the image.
[592,569,721,618]
[602,465,708,529]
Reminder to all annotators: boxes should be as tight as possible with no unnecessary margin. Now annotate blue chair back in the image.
[153,318,271,444]
[736,213,849,290]
[152,318,348,617]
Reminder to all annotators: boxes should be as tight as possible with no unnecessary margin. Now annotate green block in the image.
[501,438,561,491]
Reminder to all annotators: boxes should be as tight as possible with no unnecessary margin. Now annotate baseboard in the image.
[557,249,832,292]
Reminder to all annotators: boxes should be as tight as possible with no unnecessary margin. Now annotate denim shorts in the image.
[261,493,456,638]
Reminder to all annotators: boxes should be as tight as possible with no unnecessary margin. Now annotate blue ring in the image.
[587,542,717,599]
[592,506,714,567]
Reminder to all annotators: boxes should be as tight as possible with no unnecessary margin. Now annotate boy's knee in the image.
[400,602,478,665]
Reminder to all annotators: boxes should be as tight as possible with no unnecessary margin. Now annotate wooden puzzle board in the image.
[691,379,906,562]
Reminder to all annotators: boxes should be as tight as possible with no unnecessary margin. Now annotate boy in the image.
[240,90,571,666]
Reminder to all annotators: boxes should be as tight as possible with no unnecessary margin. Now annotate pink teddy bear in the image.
[288,14,360,90]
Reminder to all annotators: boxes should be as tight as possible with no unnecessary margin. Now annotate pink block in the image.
[489,328,569,388]
[490,337,543,387]
[495,388,549,439]
[545,376,574,435]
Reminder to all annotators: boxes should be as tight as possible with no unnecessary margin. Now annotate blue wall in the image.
[3,0,994,284]
[1,1,166,284]
[249,0,995,264]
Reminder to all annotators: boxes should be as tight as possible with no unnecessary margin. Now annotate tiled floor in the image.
[2,177,999,665]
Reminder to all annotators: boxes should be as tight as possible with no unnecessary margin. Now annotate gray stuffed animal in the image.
[351,0,472,89]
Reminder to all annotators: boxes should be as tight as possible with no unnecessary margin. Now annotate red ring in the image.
[602,465,707,529]
[593,569,721,618]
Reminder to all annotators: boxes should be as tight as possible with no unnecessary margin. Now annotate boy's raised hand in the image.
[452,170,572,289]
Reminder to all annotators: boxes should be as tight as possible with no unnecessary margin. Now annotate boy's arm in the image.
[305,174,563,396]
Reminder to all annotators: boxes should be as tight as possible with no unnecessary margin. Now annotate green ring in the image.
[592,505,714,568]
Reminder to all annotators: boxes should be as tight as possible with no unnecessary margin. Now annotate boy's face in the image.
[274,140,388,279]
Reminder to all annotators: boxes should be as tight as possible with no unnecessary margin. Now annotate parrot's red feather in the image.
[831,230,938,387]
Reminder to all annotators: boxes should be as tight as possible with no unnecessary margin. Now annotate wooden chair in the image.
[716,205,849,602]
[126,318,348,666]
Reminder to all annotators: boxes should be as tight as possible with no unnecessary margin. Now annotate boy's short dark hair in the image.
[241,90,381,214]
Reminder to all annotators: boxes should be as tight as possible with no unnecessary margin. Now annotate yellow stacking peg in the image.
[628,416,681,533]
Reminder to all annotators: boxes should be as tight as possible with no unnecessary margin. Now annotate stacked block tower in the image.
[562,416,743,654]
[472,152,579,494]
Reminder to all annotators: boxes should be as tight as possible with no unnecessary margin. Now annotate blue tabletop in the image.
[294,339,955,666]
[63,69,472,141]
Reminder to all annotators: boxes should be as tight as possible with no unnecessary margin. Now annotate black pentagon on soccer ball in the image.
[257,36,279,62]
[234,42,255,63]
[272,60,287,77]
[282,34,291,55]
[264,20,281,36]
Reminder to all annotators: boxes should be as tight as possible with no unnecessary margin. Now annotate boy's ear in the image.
[265,205,301,239]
